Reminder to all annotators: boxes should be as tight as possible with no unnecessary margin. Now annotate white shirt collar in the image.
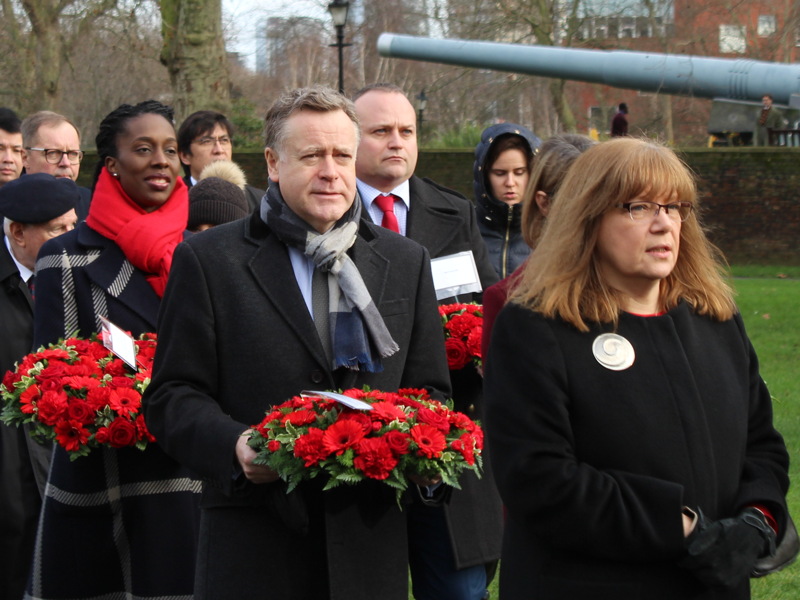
[4,235,33,282]
[356,179,411,210]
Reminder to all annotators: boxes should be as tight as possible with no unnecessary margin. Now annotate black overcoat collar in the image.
[242,212,390,384]
[75,224,161,329]
[406,175,465,259]
[0,235,33,309]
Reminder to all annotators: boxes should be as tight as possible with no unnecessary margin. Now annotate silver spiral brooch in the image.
[592,333,635,371]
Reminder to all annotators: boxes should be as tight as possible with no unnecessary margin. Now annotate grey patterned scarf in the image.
[260,184,399,372]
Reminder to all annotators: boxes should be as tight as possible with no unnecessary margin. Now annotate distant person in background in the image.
[611,102,629,137]
[755,94,785,146]
[481,134,596,361]
[0,175,78,600]
[0,108,23,189]
[473,123,541,279]
[188,160,250,232]
[177,109,264,211]
[21,111,91,220]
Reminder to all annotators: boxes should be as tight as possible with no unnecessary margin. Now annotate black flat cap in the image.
[0,173,79,223]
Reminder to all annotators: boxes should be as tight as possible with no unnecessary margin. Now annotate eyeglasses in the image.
[194,135,231,147]
[617,200,694,222]
[25,147,84,165]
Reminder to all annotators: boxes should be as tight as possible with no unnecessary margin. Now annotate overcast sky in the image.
[223,0,328,69]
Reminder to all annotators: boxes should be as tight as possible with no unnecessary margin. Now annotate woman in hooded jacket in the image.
[473,123,541,279]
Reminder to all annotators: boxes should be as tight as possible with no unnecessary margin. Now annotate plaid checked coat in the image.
[26,222,201,600]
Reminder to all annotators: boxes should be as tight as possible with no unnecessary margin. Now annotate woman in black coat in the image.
[484,137,790,600]
[28,100,200,599]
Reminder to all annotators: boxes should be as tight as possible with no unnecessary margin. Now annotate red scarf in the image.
[86,168,188,297]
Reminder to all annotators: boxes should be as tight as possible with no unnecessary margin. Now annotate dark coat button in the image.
[311,370,324,384]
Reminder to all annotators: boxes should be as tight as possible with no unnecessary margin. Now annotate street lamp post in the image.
[416,89,428,142]
[327,0,351,95]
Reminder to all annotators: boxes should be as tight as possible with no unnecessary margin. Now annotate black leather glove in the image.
[680,507,777,588]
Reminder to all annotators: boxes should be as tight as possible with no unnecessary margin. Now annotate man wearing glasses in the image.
[177,110,264,212]
[21,111,91,221]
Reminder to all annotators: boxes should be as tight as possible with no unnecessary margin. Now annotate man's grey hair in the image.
[263,86,359,153]
[21,111,82,146]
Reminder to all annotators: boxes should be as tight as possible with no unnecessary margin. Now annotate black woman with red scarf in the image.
[27,100,201,600]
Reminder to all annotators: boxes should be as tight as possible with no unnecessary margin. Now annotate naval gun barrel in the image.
[377,33,800,105]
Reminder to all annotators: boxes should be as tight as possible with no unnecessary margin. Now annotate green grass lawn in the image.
[735,273,800,598]
[414,270,799,599]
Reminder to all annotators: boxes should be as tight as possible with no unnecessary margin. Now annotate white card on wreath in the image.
[302,390,374,411]
[430,250,483,300]
[99,316,137,370]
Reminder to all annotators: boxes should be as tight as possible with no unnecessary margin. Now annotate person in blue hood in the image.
[473,123,541,278]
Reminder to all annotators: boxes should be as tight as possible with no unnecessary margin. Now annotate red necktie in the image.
[374,194,400,234]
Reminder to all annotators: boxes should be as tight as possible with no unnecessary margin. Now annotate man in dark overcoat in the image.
[353,83,502,600]
[0,174,78,599]
[143,87,451,600]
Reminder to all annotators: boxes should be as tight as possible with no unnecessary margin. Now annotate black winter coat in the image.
[0,238,49,599]
[485,301,789,600]
[27,223,201,600]
[391,175,505,567]
[143,213,452,600]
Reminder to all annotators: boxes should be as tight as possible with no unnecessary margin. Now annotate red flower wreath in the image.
[247,387,484,504]
[1,334,158,460]
[439,303,483,371]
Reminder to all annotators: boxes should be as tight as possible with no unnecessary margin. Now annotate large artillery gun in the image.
[377,33,800,143]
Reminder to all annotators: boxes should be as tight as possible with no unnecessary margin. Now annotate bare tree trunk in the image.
[659,94,672,144]
[160,0,230,121]
[19,0,62,109]
[550,80,576,132]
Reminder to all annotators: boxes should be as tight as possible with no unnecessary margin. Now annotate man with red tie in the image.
[353,84,497,298]
[354,83,501,600]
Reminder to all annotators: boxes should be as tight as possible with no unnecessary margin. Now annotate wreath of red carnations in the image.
[439,303,483,371]
[0,333,158,460]
[247,387,484,504]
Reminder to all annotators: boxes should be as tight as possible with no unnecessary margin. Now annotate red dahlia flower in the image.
[410,423,447,458]
[323,419,366,455]
[55,419,90,452]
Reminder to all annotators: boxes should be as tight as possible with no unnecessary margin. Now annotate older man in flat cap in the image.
[0,172,78,599]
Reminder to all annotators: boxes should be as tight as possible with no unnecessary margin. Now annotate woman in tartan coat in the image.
[27,100,201,599]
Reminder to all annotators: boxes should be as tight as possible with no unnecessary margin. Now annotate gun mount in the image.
[377,33,800,106]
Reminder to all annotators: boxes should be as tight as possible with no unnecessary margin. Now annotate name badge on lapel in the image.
[430,251,482,300]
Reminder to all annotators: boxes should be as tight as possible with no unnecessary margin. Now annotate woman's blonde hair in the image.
[510,137,735,331]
